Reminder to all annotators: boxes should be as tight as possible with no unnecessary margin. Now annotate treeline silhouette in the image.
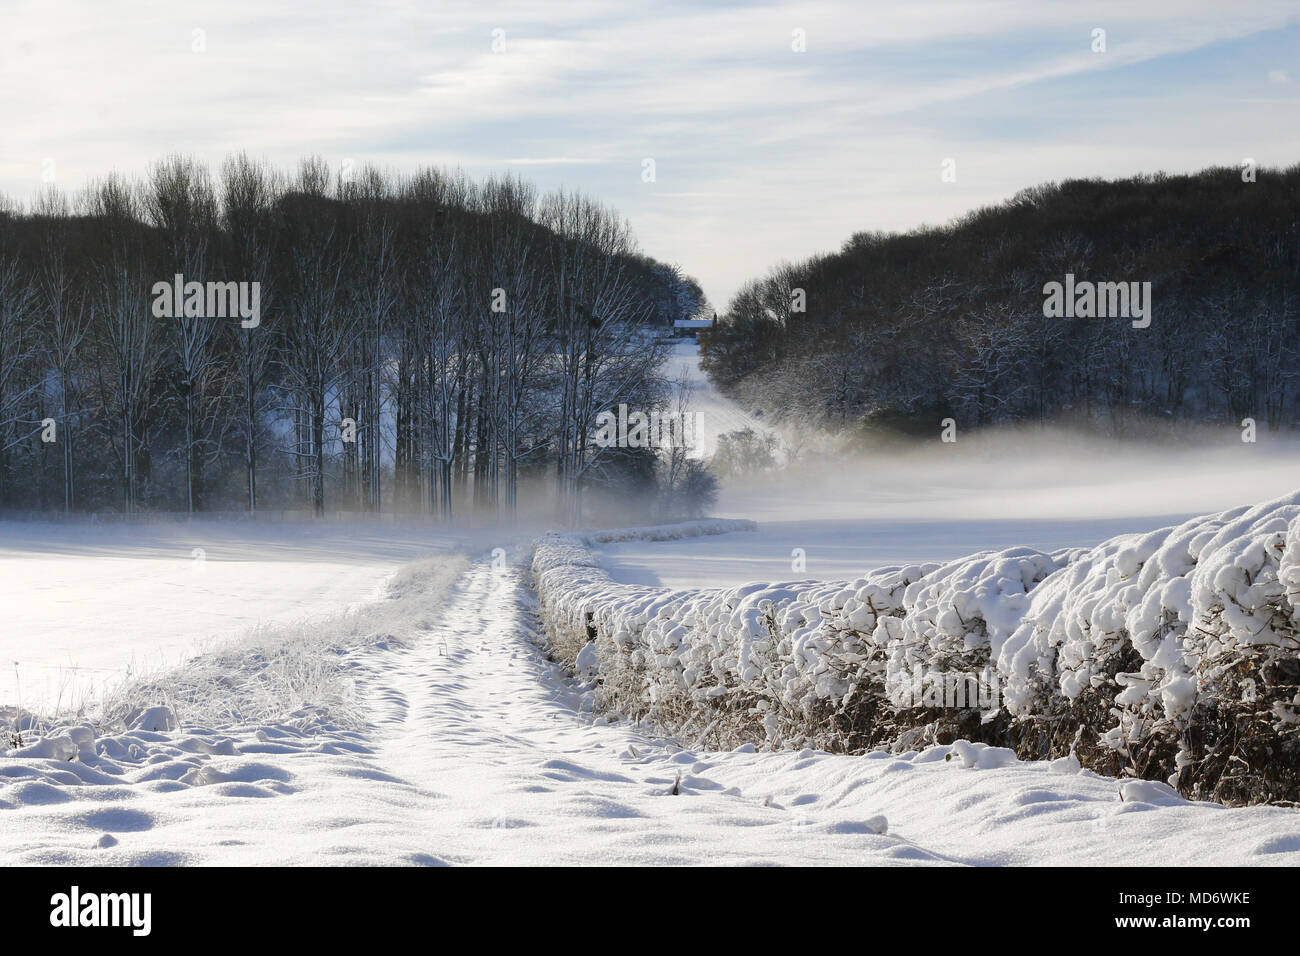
[703,165,1300,440]
[0,155,710,521]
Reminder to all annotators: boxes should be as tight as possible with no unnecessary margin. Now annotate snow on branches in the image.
[533,493,1300,804]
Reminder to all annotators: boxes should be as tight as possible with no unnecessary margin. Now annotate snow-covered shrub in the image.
[1176,504,1300,802]
[994,494,1300,799]
[883,548,1064,705]
[534,520,1010,752]
[657,458,719,522]
[534,493,1300,804]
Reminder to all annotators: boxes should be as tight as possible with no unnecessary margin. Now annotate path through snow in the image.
[666,340,772,459]
[4,555,1299,865]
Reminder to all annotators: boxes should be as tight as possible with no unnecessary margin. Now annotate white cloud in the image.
[0,0,1296,307]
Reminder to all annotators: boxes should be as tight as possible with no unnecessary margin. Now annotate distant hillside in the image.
[703,165,1300,439]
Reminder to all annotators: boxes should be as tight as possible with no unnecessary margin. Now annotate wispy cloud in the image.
[504,157,603,165]
[1,0,1296,308]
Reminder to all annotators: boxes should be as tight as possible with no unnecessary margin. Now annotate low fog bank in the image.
[715,423,1300,524]
[0,472,660,553]
[593,423,1300,590]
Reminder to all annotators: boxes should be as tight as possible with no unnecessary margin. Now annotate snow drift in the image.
[532,495,1300,805]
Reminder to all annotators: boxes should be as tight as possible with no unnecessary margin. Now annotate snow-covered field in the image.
[594,459,1300,588]
[0,521,477,712]
[617,342,1300,588]
[4,343,1300,866]
[5,553,1300,866]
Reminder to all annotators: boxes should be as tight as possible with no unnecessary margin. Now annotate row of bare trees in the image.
[0,155,710,522]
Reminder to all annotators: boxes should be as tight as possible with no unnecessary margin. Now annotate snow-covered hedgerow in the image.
[999,494,1300,802]
[533,521,1066,754]
[533,495,1300,804]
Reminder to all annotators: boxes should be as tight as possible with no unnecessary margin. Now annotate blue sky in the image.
[1,0,1297,309]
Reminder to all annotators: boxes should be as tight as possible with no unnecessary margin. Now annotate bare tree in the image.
[221,153,282,512]
[0,241,39,491]
[145,155,222,512]
[541,190,664,525]
[277,160,356,516]
[83,176,160,514]
[36,208,91,512]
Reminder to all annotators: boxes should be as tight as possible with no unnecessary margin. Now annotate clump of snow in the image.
[533,494,1300,804]
[130,706,178,733]
[947,740,1019,770]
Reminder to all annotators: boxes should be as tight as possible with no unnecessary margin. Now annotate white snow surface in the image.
[5,551,1300,866]
[0,520,475,712]
[665,340,773,459]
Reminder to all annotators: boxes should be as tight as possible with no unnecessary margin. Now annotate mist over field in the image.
[724,424,1300,520]
[588,406,1300,587]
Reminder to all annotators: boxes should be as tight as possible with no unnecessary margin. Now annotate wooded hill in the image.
[703,165,1300,440]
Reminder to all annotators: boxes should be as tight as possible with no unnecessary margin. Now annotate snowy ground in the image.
[5,554,1299,866]
[5,344,1300,865]
[0,521,479,712]
[664,340,773,459]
